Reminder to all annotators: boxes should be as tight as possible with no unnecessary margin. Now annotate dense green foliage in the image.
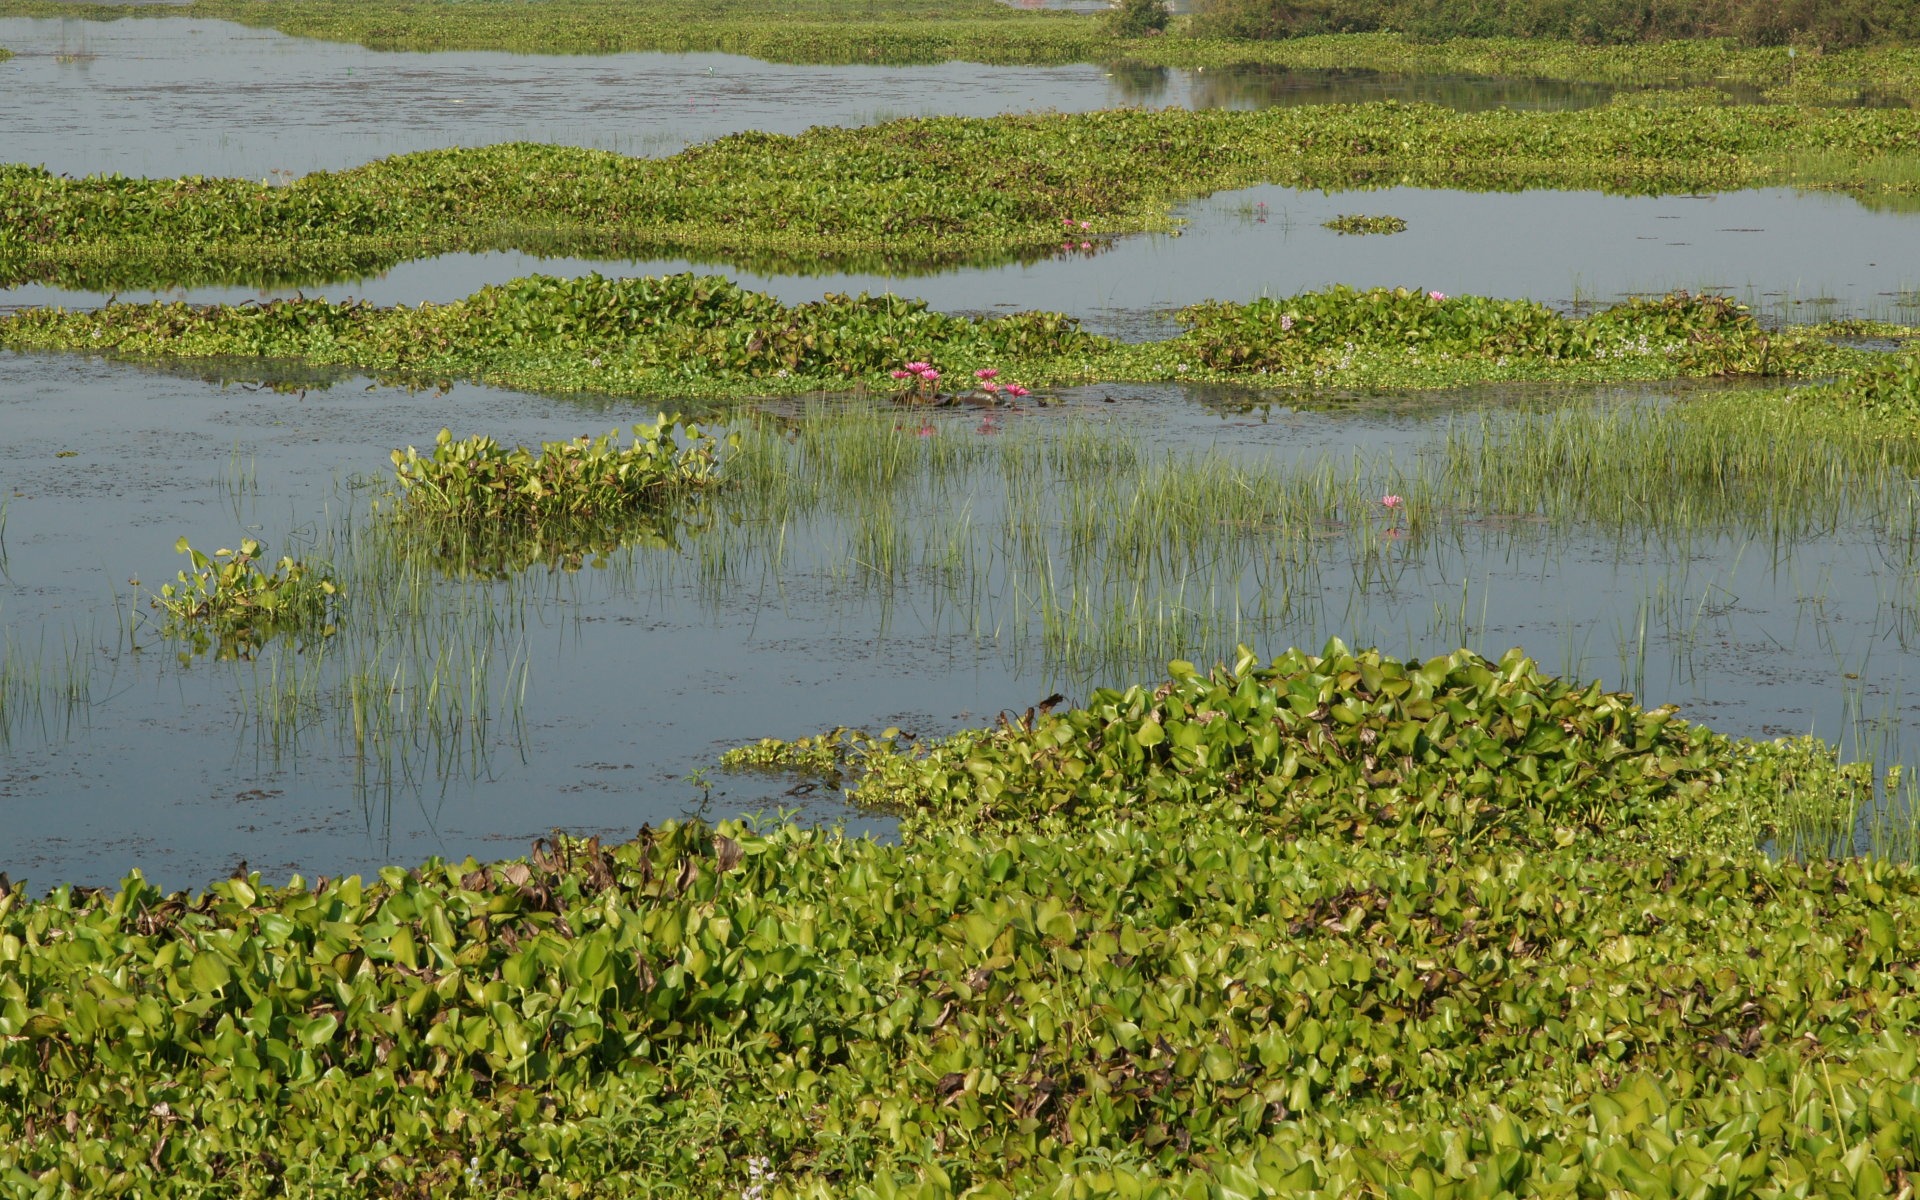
[0,276,1860,401]
[1191,0,1920,49]
[3,643,1915,1195]
[1109,0,1172,39]
[3,103,1917,290]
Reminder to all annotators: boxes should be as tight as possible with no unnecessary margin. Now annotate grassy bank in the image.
[5,0,1920,102]
[3,103,1919,290]
[3,643,1917,1195]
[0,275,1888,401]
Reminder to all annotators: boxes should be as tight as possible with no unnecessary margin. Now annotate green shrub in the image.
[1108,0,1171,38]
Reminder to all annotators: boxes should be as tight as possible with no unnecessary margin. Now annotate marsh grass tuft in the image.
[1322,213,1408,234]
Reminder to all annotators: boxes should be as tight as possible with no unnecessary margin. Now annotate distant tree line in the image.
[1189,0,1920,47]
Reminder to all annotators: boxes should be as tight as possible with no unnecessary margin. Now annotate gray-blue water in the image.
[0,16,1627,180]
[4,350,1918,889]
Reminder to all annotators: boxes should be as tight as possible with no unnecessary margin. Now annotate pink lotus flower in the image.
[890,369,912,380]
[904,361,931,372]
[975,368,998,380]
[1428,291,1447,301]
[1006,384,1030,398]
[981,380,1000,393]
[919,369,941,382]
[1381,494,1404,509]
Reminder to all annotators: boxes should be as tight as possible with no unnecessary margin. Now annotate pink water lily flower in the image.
[919,368,941,382]
[975,368,998,380]
[904,360,931,372]
[1006,384,1031,398]
[1428,291,1447,301]
[1080,220,1092,229]
[1381,494,1404,509]
[890,369,912,380]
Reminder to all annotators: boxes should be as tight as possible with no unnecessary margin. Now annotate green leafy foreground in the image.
[3,643,1918,1196]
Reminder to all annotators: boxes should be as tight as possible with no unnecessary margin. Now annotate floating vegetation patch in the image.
[3,102,1919,289]
[3,643,1918,1195]
[0,277,1869,401]
[388,417,733,526]
[0,273,1099,397]
[384,416,739,580]
[151,536,342,661]
[1322,212,1408,234]
[1176,286,1825,380]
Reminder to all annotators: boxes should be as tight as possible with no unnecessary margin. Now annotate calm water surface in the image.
[0,16,1624,180]
[3,351,1917,889]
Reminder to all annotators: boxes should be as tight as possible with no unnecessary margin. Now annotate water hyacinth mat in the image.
[4,642,1919,1196]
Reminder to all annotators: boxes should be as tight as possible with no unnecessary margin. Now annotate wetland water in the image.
[4,14,1920,891]
[0,16,1627,180]
[9,185,1917,330]
[4,350,1920,889]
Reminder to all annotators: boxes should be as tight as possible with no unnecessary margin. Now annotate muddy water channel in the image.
[5,349,1920,889]
[1,17,1630,180]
